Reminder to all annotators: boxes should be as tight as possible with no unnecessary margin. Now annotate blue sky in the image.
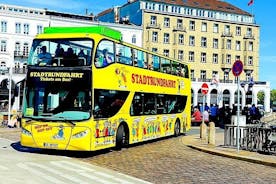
[1,0,275,89]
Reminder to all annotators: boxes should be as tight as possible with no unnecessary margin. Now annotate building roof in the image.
[149,0,251,16]
[108,0,251,17]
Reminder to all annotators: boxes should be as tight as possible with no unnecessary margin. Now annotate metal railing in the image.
[224,124,276,154]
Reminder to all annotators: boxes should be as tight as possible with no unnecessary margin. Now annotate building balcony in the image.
[14,51,28,59]
[243,65,254,71]
[243,34,254,39]
[221,32,233,37]
[221,63,232,70]
[146,23,161,30]
[172,26,186,32]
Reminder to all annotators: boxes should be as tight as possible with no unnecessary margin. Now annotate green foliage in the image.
[271,89,276,105]
[257,91,264,104]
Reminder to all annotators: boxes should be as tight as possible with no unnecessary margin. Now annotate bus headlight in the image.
[22,128,32,136]
[72,130,88,139]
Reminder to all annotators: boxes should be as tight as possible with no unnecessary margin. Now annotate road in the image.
[0,128,275,184]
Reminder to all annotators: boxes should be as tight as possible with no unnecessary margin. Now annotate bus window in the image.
[115,43,132,65]
[95,40,115,68]
[143,93,156,115]
[152,55,160,71]
[157,94,166,114]
[161,58,171,74]
[28,39,92,67]
[171,61,178,75]
[130,93,143,116]
[134,49,147,68]
[94,89,129,118]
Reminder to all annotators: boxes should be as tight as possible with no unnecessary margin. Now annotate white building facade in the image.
[0,4,142,110]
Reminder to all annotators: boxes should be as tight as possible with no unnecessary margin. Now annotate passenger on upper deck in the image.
[38,46,52,65]
[95,48,113,67]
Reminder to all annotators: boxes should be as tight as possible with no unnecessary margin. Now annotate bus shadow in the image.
[10,135,181,158]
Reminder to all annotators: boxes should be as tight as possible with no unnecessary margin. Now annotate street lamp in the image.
[8,67,12,126]
[0,66,12,125]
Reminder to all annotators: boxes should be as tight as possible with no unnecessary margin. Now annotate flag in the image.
[248,0,254,6]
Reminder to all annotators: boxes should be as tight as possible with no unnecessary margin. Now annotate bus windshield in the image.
[23,68,92,121]
[28,39,93,66]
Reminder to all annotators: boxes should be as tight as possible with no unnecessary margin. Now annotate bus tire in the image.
[174,120,181,137]
[115,124,128,150]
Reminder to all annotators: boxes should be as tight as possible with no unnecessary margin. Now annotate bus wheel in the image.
[115,124,127,150]
[174,120,181,137]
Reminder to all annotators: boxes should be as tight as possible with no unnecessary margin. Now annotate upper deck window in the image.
[28,39,93,66]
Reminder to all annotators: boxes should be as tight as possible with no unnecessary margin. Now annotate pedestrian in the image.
[192,107,201,121]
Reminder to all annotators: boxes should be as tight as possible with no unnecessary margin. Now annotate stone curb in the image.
[188,145,276,168]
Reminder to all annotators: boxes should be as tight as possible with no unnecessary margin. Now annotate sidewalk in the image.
[182,127,276,167]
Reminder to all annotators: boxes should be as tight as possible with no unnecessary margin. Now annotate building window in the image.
[224,25,230,35]
[163,49,169,57]
[226,54,231,64]
[37,25,43,34]
[188,51,194,62]
[236,41,241,51]
[150,16,157,26]
[201,37,207,47]
[201,22,207,32]
[226,39,231,49]
[178,50,184,60]
[236,26,241,36]
[0,40,7,52]
[213,38,218,49]
[15,42,20,56]
[164,17,170,27]
[200,70,206,80]
[15,23,21,34]
[235,55,241,61]
[152,31,158,42]
[213,54,218,64]
[189,20,195,31]
[23,23,29,35]
[224,71,229,81]
[152,48,157,53]
[189,36,195,46]
[23,42,29,56]
[248,56,253,65]
[191,70,195,80]
[201,52,207,63]
[177,19,183,29]
[246,27,252,37]
[248,41,253,51]
[178,34,184,45]
[132,34,136,44]
[1,21,7,32]
[213,23,219,33]
[163,33,170,44]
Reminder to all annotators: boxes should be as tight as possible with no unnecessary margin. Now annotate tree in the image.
[271,89,276,106]
[257,91,264,104]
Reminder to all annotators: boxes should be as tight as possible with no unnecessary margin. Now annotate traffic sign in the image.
[232,60,243,77]
[201,83,209,95]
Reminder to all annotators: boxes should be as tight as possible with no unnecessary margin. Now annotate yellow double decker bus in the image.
[20,26,191,151]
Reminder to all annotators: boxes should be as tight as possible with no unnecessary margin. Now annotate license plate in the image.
[43,143,58,148]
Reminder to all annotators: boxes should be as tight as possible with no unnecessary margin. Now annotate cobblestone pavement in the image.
[1,129,276,184]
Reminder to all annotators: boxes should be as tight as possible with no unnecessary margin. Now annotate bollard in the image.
[200,122,207,140]
[208,122,216,145]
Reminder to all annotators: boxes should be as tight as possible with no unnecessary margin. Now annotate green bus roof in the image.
[43,26,122,41]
